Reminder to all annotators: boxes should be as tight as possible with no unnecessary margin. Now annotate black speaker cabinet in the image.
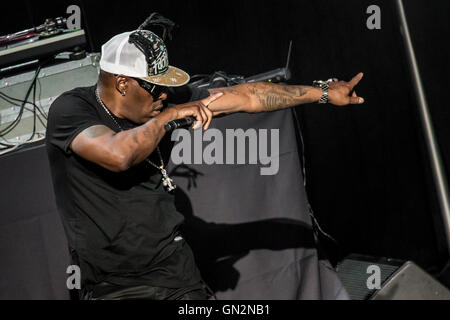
[337,254,450,300]
[0,142,70,299]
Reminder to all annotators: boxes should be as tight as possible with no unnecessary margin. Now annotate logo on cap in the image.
[128,30,170,77]
[149,48,169,76]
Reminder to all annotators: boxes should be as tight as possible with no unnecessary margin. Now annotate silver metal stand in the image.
[395,0,450,255]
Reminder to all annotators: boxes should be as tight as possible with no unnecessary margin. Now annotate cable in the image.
[0,93,47,129]
[0,91,48,120]
[0,65,42,137]
[0,64,46,155]
[37,77,47,118]
[291,107,339,247]
[0,73,36,135]
[28,70,38,141]
[0,136,45,156]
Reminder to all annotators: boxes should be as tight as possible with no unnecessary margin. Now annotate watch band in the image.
[313,80,330,104]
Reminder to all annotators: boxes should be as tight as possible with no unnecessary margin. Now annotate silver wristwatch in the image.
[313,79,334,104]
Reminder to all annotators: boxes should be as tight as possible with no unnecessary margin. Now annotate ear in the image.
[115,75,129,96]
[159,92,168,101]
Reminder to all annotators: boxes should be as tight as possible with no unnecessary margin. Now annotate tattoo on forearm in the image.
[126,120,163,166]
[83,125,111,138]
[131,130,139,144]
[247,83,314,110]
[126,120,161,150]
[142,120,160,141]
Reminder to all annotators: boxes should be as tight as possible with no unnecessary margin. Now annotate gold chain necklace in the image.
[95,88,176,192]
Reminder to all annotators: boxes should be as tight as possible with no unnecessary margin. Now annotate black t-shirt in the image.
[45,84,209,291]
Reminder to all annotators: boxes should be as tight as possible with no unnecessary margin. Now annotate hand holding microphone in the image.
[164,92,223,132]
[164,116,195,132]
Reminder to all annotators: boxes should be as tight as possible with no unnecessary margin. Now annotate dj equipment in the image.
[0,30,86,69]
[0,17,68,46]
[165,41,294,132]
[337,254,450,300]
[164,65,293,132]
[0,16,87,69]
[189,41,292,89]
[0,53,100,145]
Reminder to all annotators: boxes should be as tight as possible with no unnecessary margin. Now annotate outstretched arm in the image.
[207,72,365,116]
[70,93,222,172]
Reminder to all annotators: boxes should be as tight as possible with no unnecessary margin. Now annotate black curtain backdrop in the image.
[166,109,349,299]
[1,0,449,279]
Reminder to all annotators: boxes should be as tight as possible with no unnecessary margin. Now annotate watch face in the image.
[314,82,327,89]
[313,80,328,88]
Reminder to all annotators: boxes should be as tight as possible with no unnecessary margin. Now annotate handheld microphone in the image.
[164,116,195,132]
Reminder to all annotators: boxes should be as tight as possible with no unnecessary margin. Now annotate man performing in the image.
[46,28,364,300]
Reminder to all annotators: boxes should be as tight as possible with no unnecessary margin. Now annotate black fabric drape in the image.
[167,109,349,299]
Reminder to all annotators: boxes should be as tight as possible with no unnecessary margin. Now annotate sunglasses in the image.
[133,77,168,99]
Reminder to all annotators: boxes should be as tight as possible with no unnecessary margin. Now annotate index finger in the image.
[348,72,364,90]
[202,92,223,107]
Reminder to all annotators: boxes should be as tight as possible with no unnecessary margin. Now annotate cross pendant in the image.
[160,167,176,192]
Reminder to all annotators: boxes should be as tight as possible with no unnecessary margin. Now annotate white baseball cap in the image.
[99,30,190,87]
